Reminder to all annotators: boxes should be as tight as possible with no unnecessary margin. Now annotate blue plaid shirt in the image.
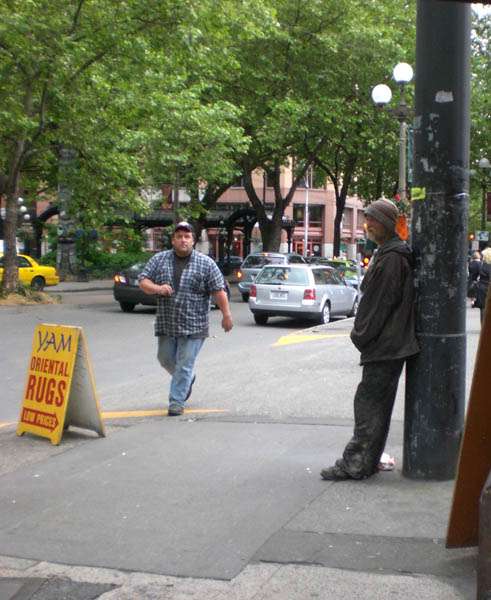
[139,250,225,337]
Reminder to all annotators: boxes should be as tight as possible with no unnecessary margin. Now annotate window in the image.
[325,269,343,285]
[17,256,31,268]
[242,255,284,268]
[293,204,323,227]
[313,269,328,285]
[342,208,353,229]
[264,169,276,188]
[357,210,365,229]
[287,255,305,264]
[256,267,309,285]
[231,176,245,188]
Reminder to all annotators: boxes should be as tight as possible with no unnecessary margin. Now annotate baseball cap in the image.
[173,221,194,234]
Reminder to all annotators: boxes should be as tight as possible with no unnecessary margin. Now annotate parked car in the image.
[0,254,59,290]
[113,261,230,312]
[248,264,358,325]
[215,255,243,276]
[308,257,362,290]
[237,252,306,302]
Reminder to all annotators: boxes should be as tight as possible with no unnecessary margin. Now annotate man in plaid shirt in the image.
[139,222,233,416]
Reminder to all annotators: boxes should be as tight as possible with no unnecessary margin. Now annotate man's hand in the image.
[221,314,233,332]
[157,283,174,297]
[139,278,173,297]
[212,289,233,332]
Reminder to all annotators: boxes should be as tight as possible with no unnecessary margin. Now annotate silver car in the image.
[237,252,306,302]
[248,264,358,325]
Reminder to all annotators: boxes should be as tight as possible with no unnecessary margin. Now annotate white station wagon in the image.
[248,264,358,325]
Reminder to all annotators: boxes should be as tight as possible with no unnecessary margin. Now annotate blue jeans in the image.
[157,336,205,407]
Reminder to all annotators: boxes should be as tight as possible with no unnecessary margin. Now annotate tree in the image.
[469,12,491,233]
[0,0,211,290]
[194,0,417,252]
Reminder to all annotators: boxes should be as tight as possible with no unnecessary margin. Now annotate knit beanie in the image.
[364,199,399,232]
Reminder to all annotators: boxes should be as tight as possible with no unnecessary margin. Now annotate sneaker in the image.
[168,405,184,417]
[320,464,352,481]
[185,375,196,401]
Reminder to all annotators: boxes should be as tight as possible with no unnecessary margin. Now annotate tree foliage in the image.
[195,0,417,252]
[469,11,491,232]
[0,0,256,288]
[0,0,488,290]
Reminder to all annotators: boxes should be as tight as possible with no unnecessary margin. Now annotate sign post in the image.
[17,324,105,445]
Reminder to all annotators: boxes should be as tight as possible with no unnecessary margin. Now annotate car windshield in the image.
[322,260,357,276]
[128,263,146,273]
[242,255,284,268]
[256,267,309,285]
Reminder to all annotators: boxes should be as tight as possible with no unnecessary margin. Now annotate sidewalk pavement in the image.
[0,305,481,600]
[50,277,242,297]
[0,416,477,600]
[49,279,115,293]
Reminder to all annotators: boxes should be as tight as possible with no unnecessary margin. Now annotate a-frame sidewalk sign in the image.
[16,324,106,445]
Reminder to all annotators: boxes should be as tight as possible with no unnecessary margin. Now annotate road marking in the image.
[101,408,228,419]
[273,332,349,347]
[0,408,228,429]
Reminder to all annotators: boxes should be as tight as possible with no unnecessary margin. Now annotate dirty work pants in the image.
[337,359,405,479]
[157,336,204,408]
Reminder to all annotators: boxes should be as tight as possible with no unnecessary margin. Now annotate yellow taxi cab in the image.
[0,254,60,290]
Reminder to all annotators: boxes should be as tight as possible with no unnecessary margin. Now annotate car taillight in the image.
[114,274,127,284]
[303,288,316,300]
[250,284,257,298]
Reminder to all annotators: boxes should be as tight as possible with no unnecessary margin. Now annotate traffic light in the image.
[468,233,475,242]
[360,256,370,269]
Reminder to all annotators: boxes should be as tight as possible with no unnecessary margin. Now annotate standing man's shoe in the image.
[320,464,352,481]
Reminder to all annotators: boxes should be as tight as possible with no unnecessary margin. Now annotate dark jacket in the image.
[476,262,490,309]
[350,236,420,364]
[468,258,482,281]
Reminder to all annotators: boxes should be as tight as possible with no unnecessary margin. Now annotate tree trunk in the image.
[329,156,357,257]
[2,192,19,291]
[56,147,78,280]
[1,140,26,292]
[242,161,309,254]
[333,207,343,257]
[258,215,282,251]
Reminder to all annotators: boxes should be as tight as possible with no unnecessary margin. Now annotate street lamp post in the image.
[371,62,414,204]
[478,157,490,232]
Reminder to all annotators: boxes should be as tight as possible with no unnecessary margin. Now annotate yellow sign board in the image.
[16,324,105,445]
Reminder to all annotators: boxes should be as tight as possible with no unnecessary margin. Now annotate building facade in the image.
[202,166,366,260]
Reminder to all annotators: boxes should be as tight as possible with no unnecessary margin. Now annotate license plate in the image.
[270,291,287,300]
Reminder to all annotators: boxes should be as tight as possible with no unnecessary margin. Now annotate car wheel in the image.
[254,314,268,325]
[120,302,136,313]
[30,276,45,291]
[319,302,331,324]
[241,293,249,302]
[348,298,359,317]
